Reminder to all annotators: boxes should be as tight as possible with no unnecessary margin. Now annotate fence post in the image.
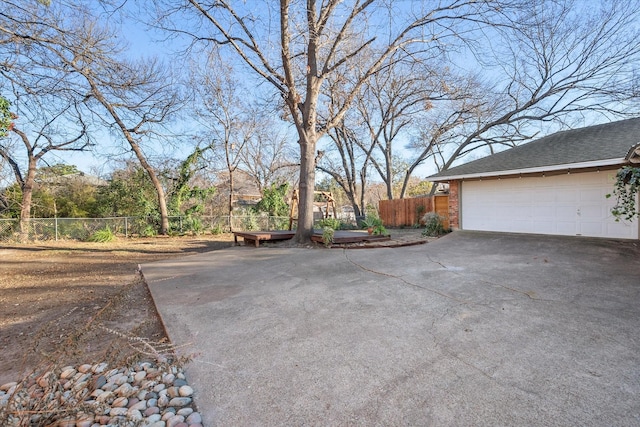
[125,217,128,238]
[55,217,58,241]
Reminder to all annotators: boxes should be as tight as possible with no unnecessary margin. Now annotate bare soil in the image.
[0,234,236,386]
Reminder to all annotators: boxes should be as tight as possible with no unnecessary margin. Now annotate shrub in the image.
[254,182,290,216]
[359,216,381,229]
[210,223,224,235]
[337,222,357,230]
[321,226,334,247]
[86,227,116,243]
[242,210,260,231]
[421,212,447,237]
[373,223,387,236]
[317,217,341,229]
[140,225,157,237]
[183,216,203,235]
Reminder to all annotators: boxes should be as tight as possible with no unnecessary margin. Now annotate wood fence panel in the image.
[379,197,432,227]
[434,195,450,229]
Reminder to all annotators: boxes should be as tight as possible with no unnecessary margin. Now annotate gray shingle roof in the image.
[429,117,640,180]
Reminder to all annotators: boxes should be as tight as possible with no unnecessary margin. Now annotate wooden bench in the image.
[233,231,295,247]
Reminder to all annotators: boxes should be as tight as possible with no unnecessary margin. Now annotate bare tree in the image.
[1,2,184,235]
[191,53,259,229]
[317,59,470,211]
[0,101,90,238]
[317,120,372,220]
[238,124,298,195]
[0,4,95,238]
[154,0,506,242]
[316,74,375,220]
[69,29,182,235]
[405,0,640,189]
[355,60,452,200]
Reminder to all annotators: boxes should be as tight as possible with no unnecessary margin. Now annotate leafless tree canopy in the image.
[1,1,185,235]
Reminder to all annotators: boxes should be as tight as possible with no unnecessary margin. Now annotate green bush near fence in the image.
[86,227,116,243]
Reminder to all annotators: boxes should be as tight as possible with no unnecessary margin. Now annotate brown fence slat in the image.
[378,196,442,227]
[433,195,450,230]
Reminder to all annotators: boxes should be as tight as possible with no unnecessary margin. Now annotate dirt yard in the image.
[0,234,236,386]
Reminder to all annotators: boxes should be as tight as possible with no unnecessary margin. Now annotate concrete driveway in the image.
[142,231,640,426]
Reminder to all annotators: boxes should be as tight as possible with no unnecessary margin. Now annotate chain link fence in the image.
[0,215,291,243]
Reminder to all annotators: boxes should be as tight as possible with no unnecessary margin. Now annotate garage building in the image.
[428,118,640,239]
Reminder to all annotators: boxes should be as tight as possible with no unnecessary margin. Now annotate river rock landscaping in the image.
[0,361,202,426]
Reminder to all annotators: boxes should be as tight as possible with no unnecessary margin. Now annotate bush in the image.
[337,222,357,230]
[269,216,290,230]
[210,223,224,235]
[242,210,260,231]
[321,226,334,247]
[86,227,116,243]
[254,183,290,216]
[316,217,341,229]
[183,216,203,235]
[140,225,157,237]
[421,212,447,237]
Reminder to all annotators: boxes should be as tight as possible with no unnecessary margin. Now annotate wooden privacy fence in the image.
[379,195,449,229]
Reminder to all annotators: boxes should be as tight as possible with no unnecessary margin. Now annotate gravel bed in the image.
[0,361,203,426]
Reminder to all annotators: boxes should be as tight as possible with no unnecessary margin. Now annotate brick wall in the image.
[448,180,460,230]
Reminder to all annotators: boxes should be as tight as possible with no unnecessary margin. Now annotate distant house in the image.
[214,170,262,211]
[428,118,640,239]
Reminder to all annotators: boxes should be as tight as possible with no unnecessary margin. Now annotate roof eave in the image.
[428,158,627,182]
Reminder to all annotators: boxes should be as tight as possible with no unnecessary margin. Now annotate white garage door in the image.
[461,170,639,239]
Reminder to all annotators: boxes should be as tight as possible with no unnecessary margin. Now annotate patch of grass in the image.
[86,227,116,243]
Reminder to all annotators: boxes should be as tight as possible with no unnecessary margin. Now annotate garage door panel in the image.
[532,205,554,219]
[534,190,556,203]
[512,220,535,233]
[579,204,602,221]
[579,187,603,200]
[555,205,575,218]
[532,220,559,234]
[556,221,577,235]
[507,205,529,218]
[579,221,605,236]
[555,188,579,202]
[461,171,638,239]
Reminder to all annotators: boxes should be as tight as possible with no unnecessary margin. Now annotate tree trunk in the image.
[152,173,170,235]
[359,170,368,221]
[293,135,317,243]
[129,141,170,235]
[18,157,37,242]
[344,190,361,222]
[385,152,394,200]
[228,169,234,232]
